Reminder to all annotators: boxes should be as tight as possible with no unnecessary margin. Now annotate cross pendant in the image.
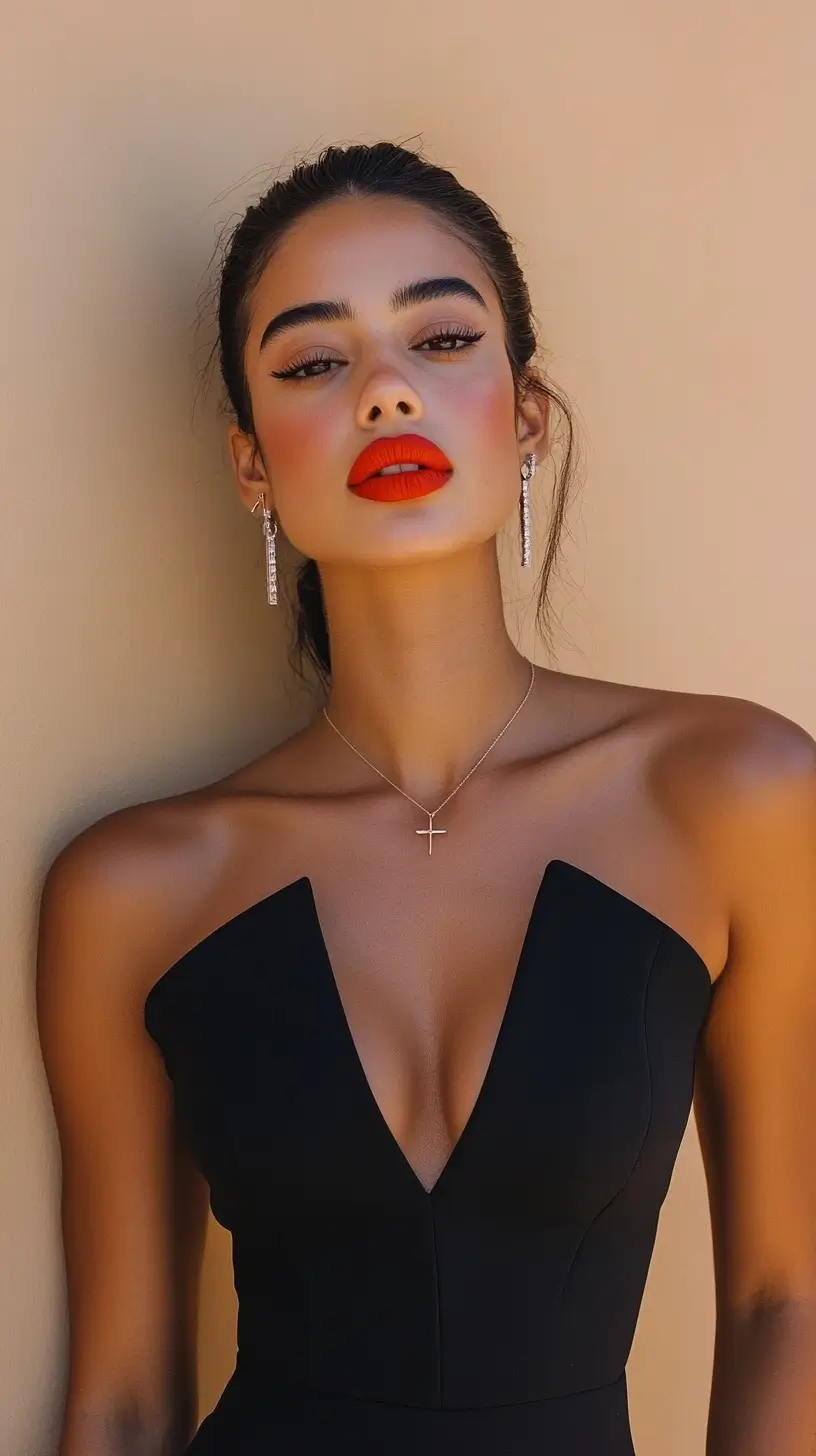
[415,815,447,856]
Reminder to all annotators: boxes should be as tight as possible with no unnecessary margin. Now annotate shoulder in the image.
[43,791,216,923]
[38,782,254,995]
[37,732,323,1002]
[37,715,338,1002]
[646,686,816,813]
[644,687,816,935]
[567,668,816,901]
[553,666,815,790]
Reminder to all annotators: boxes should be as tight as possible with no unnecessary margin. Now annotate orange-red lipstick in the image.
[347,433,454,502]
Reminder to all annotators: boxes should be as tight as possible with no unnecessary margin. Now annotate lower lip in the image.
[348,468,453,502]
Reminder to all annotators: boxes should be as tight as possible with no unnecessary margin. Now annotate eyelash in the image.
[269,326,486,382]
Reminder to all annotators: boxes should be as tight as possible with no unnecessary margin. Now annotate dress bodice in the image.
[143,857,713,1454]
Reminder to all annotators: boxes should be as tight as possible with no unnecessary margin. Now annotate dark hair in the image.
[201,139,581,689]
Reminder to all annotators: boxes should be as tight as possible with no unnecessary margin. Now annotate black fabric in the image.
[144,857,713,1453]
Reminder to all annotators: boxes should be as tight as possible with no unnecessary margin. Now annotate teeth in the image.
[377,462,422,475]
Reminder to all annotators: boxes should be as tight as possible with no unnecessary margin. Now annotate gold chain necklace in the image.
[321,661,536,855]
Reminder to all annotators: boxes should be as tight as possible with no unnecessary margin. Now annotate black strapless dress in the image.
[143,857,713,1454]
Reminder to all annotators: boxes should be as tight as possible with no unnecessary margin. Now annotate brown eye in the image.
[269,352,342,381]
[413,326,485,355]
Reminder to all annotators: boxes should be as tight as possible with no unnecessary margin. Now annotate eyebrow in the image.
[258,276,488,353]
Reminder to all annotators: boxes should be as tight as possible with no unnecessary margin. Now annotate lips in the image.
[347,434,454,499]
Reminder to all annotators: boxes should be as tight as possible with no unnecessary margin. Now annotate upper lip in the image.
[347,433,454,487]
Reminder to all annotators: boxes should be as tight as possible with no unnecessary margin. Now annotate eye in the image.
[269,324,485,383]
[412,325,485,356]
[269,350,343,382]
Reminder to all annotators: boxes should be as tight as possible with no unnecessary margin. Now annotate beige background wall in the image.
[2,2,814,1452]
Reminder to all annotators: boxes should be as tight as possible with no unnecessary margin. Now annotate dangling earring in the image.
[250,493,278,605]
[519,453,537,568]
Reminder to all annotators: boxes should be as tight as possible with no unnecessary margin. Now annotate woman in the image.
[38,142,816,1455]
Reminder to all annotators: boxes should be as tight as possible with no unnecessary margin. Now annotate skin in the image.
[38,194,816,1455]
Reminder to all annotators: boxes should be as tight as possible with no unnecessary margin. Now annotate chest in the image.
[144,860,712,1203]
[303,867,546,1190]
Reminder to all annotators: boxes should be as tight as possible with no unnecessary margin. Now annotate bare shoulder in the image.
[564,665,816,783]
[39,782,251,996]
[643,683,816,807]
[38,727,321,1006]
[43,790,216,925]
[564,664,816,882]
[635,681,816,918]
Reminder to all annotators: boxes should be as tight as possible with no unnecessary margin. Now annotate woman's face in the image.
[230,194,547,566]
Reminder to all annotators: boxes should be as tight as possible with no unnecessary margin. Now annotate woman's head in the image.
[207,141,578,685]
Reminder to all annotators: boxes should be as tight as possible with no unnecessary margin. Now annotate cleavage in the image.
[310,875,534,1194]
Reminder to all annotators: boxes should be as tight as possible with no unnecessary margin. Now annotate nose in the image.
[354,367,424,430]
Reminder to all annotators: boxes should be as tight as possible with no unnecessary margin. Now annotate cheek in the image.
[454,373,518,456]
[451,374,522,528]
[256,400,347,553]
[260,399,343,479]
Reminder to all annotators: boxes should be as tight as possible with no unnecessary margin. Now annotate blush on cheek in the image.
[264,415,321,475]
[458,375,517,447]
[258,408,349,552]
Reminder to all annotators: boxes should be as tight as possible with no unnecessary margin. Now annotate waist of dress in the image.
[188,1366,635,1456]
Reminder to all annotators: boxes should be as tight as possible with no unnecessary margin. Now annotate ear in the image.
[228,423,273,514]
[516,389,550,465]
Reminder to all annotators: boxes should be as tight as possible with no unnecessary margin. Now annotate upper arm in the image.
[692,709,816,1318]
[36,817,210,1449]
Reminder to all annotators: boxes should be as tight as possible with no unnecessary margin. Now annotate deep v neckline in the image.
[143,856,714,1200]
[302,863,555,1200]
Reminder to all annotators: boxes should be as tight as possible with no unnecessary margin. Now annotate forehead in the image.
[247,194,499,339]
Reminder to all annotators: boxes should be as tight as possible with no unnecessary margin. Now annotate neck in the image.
[316,543,539,805]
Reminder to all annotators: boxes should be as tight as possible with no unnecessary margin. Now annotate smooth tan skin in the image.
[38,195,816,1454]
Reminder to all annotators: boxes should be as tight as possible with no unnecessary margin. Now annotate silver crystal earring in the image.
[250,493,278,605]
[520,453,537,568]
